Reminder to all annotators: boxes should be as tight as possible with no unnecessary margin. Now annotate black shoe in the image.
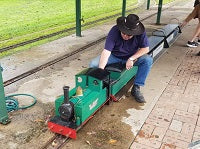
[196,51,200,56]
[187,41,198,48]
[197,40,200,45]
[131,85,145,103]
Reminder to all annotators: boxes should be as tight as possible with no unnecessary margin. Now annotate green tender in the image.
[110,66,138,95]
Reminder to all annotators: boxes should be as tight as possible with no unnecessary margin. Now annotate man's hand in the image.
[126,59,135,70]
[179,20,187,29]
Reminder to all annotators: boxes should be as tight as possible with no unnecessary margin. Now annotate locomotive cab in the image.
[48,68,110,139]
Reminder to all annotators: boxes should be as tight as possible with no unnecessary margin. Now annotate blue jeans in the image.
[89,54,153,86]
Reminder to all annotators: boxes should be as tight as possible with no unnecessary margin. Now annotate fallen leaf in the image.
[34,119,44,122]
[52,141,57,147]
[87,131,96,135]
[108,139,117,144]
[86,140,91,145]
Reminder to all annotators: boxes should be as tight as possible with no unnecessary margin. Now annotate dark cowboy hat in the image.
[117,14,145,36]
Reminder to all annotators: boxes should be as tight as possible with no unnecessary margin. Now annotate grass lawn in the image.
[0,0,137,43]
[0,0,175,57]
[155,0,175,4]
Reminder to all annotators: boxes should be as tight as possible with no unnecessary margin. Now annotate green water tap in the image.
[0,65,10,124]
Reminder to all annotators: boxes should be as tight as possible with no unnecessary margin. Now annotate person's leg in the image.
[197,30,200,44]
[187,6,200,47]
[190,23,200,42]
[181,6,198,28]
[133,54,153,86]
[89,55,101,68]
[185,6,198,22]
[89,54,124,68]
[131,54,153,103]
[187,22,200,48]
[197,31,200,44]
[196,23,200,56]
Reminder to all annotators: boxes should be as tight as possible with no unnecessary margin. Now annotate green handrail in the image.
[122,0,126,17]
[76,0,81,37]
[147,0,150,10]
[156,0,163,24]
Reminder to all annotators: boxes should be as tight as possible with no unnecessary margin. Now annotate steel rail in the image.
[3,3,177,87]
[40,76,134,149]
[40,134,70,149]
[3,37,106,87]
[0,6,144,53]
[0,0,180,53]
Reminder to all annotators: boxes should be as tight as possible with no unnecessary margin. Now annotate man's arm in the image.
[99,49,111,69]
[126,47,149,70]
[130,47,149,60]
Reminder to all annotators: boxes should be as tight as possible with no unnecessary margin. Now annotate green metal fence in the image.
[0,65,10,124]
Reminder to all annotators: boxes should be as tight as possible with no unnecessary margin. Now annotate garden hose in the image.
[5,94,37,112]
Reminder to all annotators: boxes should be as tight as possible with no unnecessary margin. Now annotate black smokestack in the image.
[63,86,70,104]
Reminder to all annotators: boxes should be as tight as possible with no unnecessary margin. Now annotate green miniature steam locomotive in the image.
[48,64,137,139]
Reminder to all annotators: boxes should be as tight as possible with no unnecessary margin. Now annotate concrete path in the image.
[1,0,200,149]
[131,45,200,149]
[130,2,200,149]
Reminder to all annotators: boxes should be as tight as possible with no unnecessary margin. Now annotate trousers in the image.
[89,54,153,86]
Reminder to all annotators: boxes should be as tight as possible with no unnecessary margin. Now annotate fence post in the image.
[76,0,81,37]
[0,65,10,125]
[156,0,163,24]
[147,0,150,10]
[122,0,126,17]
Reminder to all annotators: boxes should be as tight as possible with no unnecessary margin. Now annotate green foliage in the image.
[0,0,75,41]
[0,0,140,57]
[0,0,137,45]
[0,0,175,57]
[155,0,175,4]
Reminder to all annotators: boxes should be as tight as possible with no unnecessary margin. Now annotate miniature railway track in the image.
[0,1,176,54]
[3,3,177,87]
[40,76,134,149]
[40,134,70,149]
[3,37,106,87]
[0,6,145,53]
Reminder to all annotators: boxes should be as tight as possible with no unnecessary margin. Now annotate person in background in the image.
[181,0,200,54]
[89,14,153,103]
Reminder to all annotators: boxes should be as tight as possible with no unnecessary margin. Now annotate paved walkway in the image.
[1,0,200,149]
[131,49,200,148]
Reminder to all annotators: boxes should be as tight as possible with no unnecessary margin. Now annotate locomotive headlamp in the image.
[77,77,82,83]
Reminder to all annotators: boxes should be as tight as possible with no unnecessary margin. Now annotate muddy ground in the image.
[0,39,140,149]
[0,1,192,148]
[0,89,144,149]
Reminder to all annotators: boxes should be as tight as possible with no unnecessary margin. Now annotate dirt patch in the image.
[63,93,145,149]
[0,92,145,149]
[0,101,54,149]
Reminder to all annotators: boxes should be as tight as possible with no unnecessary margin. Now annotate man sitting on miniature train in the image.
[89,14,153,103]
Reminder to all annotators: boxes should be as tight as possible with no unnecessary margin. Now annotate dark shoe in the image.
[197,39,200,45]
[187,41,198,48]
[131,85,145,103]
[196,51,200,56]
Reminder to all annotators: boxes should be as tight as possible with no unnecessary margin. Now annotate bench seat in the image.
[152,24,181,48]
[148,36,165,61]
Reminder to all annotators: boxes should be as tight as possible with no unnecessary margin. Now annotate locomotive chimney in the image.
[63,86,70,104]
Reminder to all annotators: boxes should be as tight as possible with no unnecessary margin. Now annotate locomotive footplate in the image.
[48,116,78,139]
